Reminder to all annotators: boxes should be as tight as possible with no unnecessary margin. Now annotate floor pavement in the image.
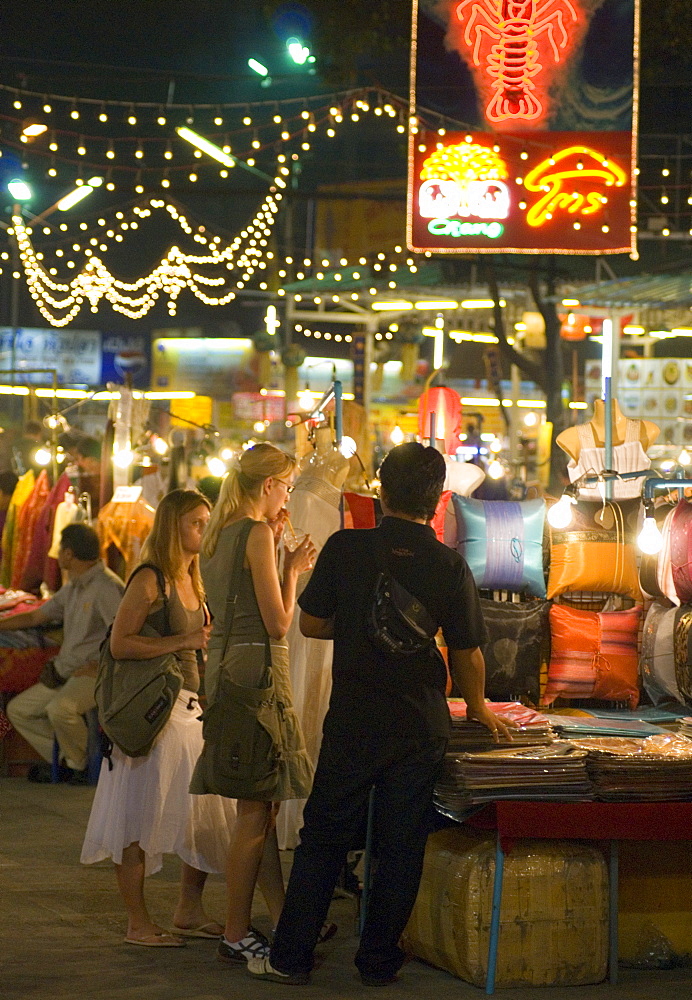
[1,777,691,1000]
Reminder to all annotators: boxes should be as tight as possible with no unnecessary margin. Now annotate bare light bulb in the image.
[206,456,227,477]
[638,516,664,555]
[679,449,691,466]
[547,493,576,529]
[339,436,357,458]
[390,425,405,446]
[152,435,168,455]
[113,449,135,469]
[487,459,504,480]
[34,447,51,466]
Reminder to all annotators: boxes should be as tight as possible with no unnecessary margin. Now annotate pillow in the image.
[640,504,676,600]
[640,600,687,708]
[480,598,550,705]
[673,604,692,708]
[546,498,641,600]
[544,603,642,709]
[671,501,692,603]
[453,495,546,598]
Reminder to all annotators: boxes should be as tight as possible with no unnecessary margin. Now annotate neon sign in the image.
[408,130,633,254]
[418,141,511,239]
[453,0,584,126]
[523,146,628,227]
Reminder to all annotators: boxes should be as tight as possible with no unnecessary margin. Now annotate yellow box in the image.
[402,827,608,988]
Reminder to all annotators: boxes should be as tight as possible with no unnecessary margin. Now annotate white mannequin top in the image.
[567,419,651,499]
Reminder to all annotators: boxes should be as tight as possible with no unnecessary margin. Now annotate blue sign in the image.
[101,333,151,388]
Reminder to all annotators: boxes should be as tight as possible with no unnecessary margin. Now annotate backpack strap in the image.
[127,562,171,636]
[220,519,257,662]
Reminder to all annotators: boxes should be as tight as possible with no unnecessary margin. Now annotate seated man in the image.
[5,523,124,784]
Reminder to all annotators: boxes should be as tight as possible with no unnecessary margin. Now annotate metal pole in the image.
[10,203,21,387]
[604,375,613,500]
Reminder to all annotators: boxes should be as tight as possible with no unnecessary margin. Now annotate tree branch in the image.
[486,262,543,383]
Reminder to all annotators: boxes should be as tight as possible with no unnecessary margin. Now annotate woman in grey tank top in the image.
[191,444,316,964]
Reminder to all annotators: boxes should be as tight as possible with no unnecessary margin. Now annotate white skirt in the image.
[81,690,236,877]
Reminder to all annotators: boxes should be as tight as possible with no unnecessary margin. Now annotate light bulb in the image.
[113,449,135,469]
[339,436,357,458]
[679,449,691,466]
[206,456,227,477]
[151,435,168,455]
[547,493,576,529]
[298,389,314,411]
[487,459,504,480]
[523,412,538,427]
[638,516,663,555]
[489,437,503,454]
[220,447,234,462]
[33,447,51,466]
[253,420,267,433]
[390,425,405,446]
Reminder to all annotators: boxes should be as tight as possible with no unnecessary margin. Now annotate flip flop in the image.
[124,932,186,947]
[172,922,223,939]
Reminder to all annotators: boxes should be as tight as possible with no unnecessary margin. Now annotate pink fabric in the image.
[670,500,692,603]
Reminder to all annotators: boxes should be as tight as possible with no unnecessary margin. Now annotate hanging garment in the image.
[12,470,51,590]
[567,419,650,499]
[48,496,80,560]
[0,471,35,588]
[276,474,342,850]
[96,497,155,581]
[20,472,71,593]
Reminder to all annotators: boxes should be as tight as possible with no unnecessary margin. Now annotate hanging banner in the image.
[0,327,101,384]
[408,0,639,256]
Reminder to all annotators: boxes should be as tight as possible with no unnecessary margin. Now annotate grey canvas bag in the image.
[95,563,184,760]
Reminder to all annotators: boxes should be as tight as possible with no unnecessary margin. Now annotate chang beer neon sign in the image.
[418,141,510,239]
[428,218,504,238]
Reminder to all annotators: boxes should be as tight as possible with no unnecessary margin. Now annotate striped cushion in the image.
[544,603,642,708]
[453,496,546,597]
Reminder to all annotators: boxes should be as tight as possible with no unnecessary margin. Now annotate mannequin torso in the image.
[556,399,659,463]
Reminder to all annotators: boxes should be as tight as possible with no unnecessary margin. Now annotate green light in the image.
[7,178,33,202]
[287,37,310,65]
[427,219,504,239]
[248,58,269,77]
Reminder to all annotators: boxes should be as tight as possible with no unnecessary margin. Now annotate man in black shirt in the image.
[249,443,512,987]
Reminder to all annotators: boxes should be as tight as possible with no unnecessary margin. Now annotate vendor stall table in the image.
[464,801,692,994]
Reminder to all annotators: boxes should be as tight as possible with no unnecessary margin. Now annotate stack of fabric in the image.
[546,715,668,739]
[678,718,692,739]
[569,734,692,801]
[447,700,555,753]
[435,745,592,817]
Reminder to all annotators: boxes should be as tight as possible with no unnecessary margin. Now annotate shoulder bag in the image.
[194,520,286,800]
[367,531,442,659]
[95,562,184,760]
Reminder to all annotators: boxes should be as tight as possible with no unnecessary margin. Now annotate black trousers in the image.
[270,733,447,979]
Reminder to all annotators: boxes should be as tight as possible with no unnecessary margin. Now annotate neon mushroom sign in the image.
[523,145,628,227]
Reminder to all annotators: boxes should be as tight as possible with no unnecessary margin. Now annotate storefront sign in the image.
[101,333,151,388]
[0,327,101,384]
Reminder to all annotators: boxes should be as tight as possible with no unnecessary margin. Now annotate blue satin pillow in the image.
[453,495,547,598]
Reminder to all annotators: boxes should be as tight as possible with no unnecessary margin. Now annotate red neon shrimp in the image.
[456,0,579,123]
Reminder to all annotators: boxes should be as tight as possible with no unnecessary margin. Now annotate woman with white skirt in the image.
[81,489,235,947]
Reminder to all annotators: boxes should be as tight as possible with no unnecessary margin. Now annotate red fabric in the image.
[344,492,377,529]
[466,800,692,852]
[0,646,55,693]
[21,472,71,593]
[431,491,452,543]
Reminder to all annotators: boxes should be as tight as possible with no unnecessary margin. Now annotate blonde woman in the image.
[82,490,235,947]
[190,443,316,964]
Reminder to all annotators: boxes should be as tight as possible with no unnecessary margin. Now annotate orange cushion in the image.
[544,603,642,709]
[547,499,641,600]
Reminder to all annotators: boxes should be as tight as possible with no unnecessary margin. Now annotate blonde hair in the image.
[202,443,296,558]
[138,489,211,602]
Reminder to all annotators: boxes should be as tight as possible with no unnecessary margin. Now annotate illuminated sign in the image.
[409,1,639,256]
[408,131,632,254]
[453,0,585,127]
